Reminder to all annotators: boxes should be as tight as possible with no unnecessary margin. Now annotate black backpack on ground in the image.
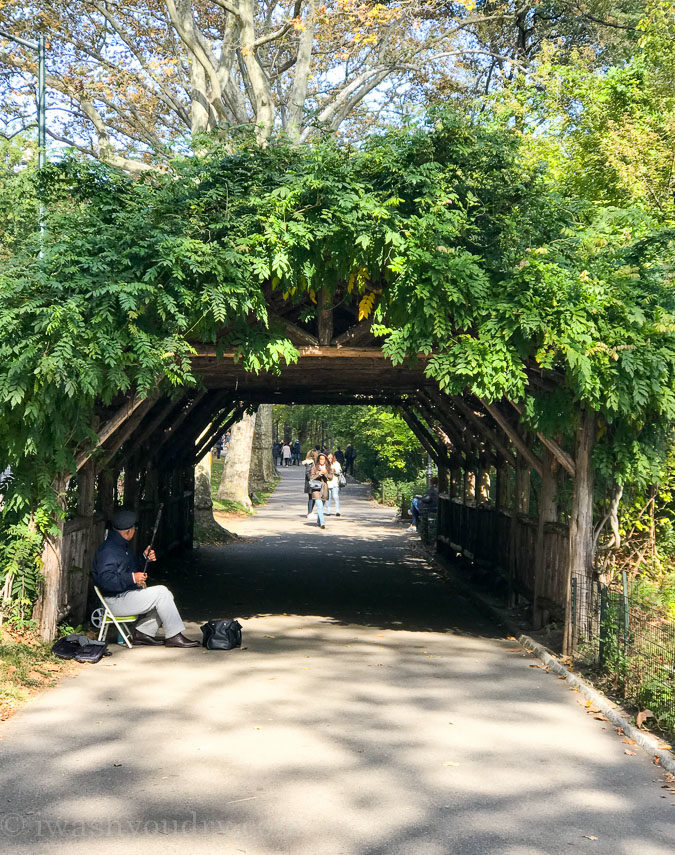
[51,634,110,663]
[200,619,243,650]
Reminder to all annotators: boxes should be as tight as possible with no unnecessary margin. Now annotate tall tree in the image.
[217,411,256,507]
[0,0,619,163]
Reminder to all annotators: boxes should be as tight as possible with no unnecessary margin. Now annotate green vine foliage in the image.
[0,109,673,616]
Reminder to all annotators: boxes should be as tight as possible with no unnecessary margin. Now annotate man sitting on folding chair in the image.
[92,509,200,648]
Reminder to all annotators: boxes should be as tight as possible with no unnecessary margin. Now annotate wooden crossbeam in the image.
[481,399,543,477]
[508,400,576,477]
[450,396,517,468]
[75,394,154,471]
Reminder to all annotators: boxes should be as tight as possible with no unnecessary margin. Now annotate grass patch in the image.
[210,456,280,516]
[212,498,253,515]
[0,627,73,720]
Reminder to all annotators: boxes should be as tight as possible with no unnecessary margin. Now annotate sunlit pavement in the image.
[0,467,672,855]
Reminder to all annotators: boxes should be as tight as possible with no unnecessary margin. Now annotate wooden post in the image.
[437,464,449,493]
[532,449,558,628]
[476,453,491,506]
[34,477,67,640]
[515,453,531,514]
[563,409,596,656]
[495,457,510,512]
[464,463,476,506]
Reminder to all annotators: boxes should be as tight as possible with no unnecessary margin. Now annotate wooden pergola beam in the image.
[509,400,576,477]
[418,388,478,457]
[192,403,246,465]
[75,394,154,471]
[480,399,543,477]
[400,405,452,466]
[449,396,517,468]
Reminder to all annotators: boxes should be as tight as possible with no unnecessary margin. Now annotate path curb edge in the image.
[429,549,675,774]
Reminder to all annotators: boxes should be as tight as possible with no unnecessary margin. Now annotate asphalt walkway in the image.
[0,468,672,854]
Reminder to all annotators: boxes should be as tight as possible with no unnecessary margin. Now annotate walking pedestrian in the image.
[334,446,345,467]
[344,443,357,476]
[325,452,342,517]
[308,452,332,529]
[282,441,292,467]
[303,451,317,516]
[292,439,302,465]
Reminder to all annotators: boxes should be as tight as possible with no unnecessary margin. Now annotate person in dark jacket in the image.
[344,444,356,475]
[92,509,199,648]
[409,478,439,532]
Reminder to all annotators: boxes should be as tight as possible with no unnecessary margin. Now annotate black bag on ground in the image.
[201,619,242,650]
[51,634,110,664]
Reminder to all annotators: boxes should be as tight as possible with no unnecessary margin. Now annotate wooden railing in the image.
[436,496,569,613]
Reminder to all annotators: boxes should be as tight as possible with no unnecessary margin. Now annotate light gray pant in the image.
[106,585,185,639]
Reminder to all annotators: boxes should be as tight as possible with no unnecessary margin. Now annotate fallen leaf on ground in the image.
[528,663,541,668]
[506,648,522,653]
[7,666,16,674]
[636,709,654,728]
[593,714,608,721]
[583,835,598,840]
[444,762,460,767]
[113,763,122,767]
[653,755,661,766]
[558,675,567,680]
[623,738,636,745]
[625,749,636,755]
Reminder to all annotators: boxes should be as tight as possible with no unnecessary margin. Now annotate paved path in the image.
[0,468,672,855]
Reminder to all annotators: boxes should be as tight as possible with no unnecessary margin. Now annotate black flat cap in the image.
[111,508,138,531]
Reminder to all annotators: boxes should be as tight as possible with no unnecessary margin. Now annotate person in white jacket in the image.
[325,453,342,516]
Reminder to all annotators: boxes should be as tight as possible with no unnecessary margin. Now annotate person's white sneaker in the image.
[407,524,417,531]
[306,513,314,519]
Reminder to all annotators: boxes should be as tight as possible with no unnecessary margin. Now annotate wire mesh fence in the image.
[572,572,675,737]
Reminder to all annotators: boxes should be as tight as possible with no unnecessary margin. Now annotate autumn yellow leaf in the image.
[358,292,376,320]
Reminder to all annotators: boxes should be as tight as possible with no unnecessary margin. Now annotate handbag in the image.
[200,618,243,650]
[338,472,347,488]
[51,634,110,663]
[308,478,323,492]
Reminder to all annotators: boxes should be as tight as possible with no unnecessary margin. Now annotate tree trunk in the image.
[249,404,275,492]
[563,409,596,655]
[217,412,256,508]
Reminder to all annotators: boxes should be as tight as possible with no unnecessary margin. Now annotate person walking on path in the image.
[303,450,317,516]
[325,452,342,517]
[292,439,302,465]
[334,446,345,467]
[282,441,292,467]
[344,444,356,476]
[92,509,200,648]
[308,453,332,528]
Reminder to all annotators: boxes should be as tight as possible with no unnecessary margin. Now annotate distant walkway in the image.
[0,468,672,855]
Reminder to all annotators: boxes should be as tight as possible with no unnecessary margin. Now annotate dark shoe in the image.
[132,629,163,646]
[320,524,326,529]
[336,513,341,517]
[164,632,200,648]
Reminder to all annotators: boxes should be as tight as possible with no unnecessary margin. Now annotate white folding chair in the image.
[91,586,138,649]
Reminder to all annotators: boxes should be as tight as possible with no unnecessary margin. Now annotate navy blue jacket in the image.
[92,530,143,596]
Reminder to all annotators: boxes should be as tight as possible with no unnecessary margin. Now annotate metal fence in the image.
[572,572,675,737]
